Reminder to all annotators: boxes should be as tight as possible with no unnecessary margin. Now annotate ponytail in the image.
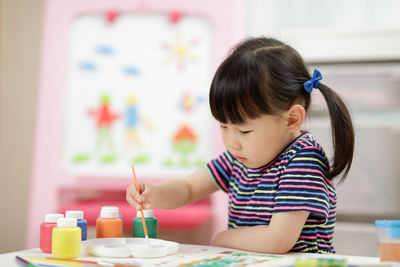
[318,83,354,182]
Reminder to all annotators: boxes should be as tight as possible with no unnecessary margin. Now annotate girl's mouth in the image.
[235,155,246,162]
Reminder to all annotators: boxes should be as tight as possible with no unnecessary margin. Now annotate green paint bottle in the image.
[133,209,158,238]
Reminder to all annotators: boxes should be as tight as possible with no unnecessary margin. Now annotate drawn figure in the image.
[125,96,153,164]
[181,92,194,112]
[164,124,205,167]
[162,30,200,70]
[179,91,207,113]
[87,94,120,163]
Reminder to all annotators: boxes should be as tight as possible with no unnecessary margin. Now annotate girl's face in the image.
[220,114,299,169]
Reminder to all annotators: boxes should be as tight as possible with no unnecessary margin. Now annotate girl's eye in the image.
[239,130,252,134]
[220,125,227,129]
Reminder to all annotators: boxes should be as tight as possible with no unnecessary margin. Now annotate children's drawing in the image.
[96,45,114,56]
[179,91,206,113]
[164,124,206,167]
[64,13,214,176]
[178,255,269,266]
[122,65,141,76]
[162,32,200,70]
[125,96,153,164]
[161,13,200,71]
[79,61,97,71]
[72,94,120,163]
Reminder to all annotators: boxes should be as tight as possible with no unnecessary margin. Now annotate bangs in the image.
[209,52,274,124]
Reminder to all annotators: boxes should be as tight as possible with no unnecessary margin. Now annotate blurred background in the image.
[1,0,400,255]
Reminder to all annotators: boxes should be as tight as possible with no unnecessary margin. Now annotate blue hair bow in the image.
[303,69,323,93]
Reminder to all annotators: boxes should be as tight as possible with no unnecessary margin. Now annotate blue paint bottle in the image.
[65,210,87,240]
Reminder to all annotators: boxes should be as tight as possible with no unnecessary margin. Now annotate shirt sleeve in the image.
[273,147,331,221]
[206,150,234,193]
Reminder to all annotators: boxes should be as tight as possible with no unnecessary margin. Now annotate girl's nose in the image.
[227,133,241,151]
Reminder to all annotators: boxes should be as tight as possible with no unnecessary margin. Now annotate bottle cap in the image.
[101,206,119,214]
[100,209,119,218]
[137,209,154,218]
[57,218,77,227]
[65,210,84,219]
[45,213,64,223]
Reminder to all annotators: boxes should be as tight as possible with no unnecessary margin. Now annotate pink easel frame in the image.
[27,0,243,248]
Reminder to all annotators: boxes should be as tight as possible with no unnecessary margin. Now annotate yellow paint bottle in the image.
[52,218,81,259]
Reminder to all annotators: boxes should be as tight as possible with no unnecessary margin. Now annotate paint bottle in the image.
[133,209,158,238]
[40,213,64,253]
[96,207,123,238]
[65,210,87,240]
[52,218,81,259]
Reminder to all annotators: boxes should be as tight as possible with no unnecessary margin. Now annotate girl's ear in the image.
[285,104,305,133]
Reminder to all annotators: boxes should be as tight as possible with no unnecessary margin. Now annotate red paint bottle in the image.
[40,213,64,253]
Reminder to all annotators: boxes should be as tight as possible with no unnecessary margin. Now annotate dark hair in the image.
[209,37,354,182]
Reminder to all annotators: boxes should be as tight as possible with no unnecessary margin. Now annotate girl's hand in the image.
[126,182,158,210]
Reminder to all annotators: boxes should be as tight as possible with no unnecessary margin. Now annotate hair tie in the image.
[303,69,322,93]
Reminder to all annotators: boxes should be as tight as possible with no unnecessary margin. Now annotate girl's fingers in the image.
[126,184,142,206]
[126,191,138,209]
[126,183,153,210]
[138,183,146,194]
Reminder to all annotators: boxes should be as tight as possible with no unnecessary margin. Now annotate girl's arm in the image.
[154,166,218,209]
[127,166,219,210]
[212,211,309,254]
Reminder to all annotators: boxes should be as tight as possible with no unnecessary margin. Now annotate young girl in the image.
[126,37,354,254]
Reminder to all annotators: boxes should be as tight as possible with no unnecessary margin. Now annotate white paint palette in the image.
[82,238,179,258]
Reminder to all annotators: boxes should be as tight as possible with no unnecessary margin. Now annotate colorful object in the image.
[65,211,87,241]
[131,165,150,248]
[122,66,141,76]
[161,31,200,70]
[293,257,347,267]
[78,61,97,71]
[173,124,197,165]
[375,220,400,262]
[52,218,81,259]
[178,255,269,266]
[164,124,205,167]
[15,256,38,267]
[133,209,158,238]
[125,96,141,150]
[27,0,243,249]
[96,45,114,55]
[106,10,119,24]
[303,69,323,93]
[169,11,182,24]
[96,207,123,238]
[46,257,98,264]
[180,92,195,112]
[207,133,336,254]
[173,124,197,151]
[87,94,120,162]
[40,213,64,253]
[88,95,120,128]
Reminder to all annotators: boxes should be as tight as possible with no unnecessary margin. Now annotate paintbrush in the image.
[15,256,37,267]
[131,165,150,248]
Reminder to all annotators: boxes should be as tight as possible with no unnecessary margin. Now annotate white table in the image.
[0,243,385,266]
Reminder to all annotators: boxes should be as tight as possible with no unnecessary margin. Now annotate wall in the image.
[0,0,44,253]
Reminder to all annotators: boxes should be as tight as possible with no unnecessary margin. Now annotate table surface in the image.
[0,243,383,267]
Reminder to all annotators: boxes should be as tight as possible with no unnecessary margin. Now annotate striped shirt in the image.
[207,132,336,254]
